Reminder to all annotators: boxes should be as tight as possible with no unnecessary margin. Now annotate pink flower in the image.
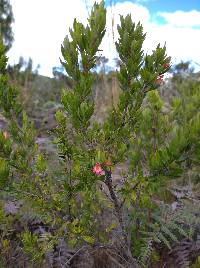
[156,74,164,85]
[92,162,104,176]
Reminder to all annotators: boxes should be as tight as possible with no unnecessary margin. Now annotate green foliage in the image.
[61,1,106,130]
[1,1,200,267]
[21,231,44,264]
[0,0,14,51]
[0,158,9,188]
[0,44,22,118]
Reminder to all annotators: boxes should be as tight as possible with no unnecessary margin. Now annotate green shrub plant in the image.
[1,1,200,267]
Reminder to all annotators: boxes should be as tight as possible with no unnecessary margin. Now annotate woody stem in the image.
[104,170,135,262]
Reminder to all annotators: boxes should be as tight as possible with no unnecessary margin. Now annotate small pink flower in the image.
[156,74,164,85]
[92,162,104,176]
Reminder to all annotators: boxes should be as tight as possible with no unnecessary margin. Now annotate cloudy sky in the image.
[8,0,200,77]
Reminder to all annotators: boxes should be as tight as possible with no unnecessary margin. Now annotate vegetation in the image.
[0,0,14,51]
[1,1,200,267]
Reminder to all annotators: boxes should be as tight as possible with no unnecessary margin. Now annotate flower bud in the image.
[103,160,112,166]
[3,131,9,140]
[163,63,170,69]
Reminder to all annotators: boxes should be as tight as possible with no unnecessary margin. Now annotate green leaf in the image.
[82,235,95,244]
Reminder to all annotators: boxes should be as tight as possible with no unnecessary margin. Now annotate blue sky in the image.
[8,0,200,77]
[105,0,200,12]
[105,0,200,25]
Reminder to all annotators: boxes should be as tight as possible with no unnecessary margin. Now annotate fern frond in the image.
[139,238,153,267]
[161,225,179,244]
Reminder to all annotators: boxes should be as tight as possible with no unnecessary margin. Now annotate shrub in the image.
[1,1,200,267]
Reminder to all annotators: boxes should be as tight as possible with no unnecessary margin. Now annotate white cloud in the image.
[101,2,200,69]
[144,10,200,67]
[144,23,200,66]
[8,0,89,76]
[158,10,200,27]
[7,1,200,77]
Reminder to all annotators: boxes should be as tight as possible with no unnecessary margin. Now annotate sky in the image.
[7,0,200,77]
